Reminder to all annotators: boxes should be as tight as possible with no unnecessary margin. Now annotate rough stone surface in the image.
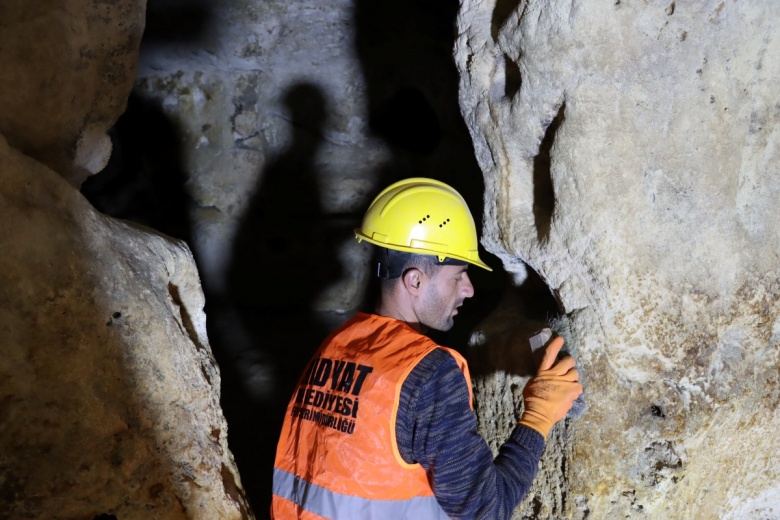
[131,0,386,304]
[88,10,495,515]
[0,1,146,186]
[121,0,487,308]
[456,1,780,518]
[0,134,253,519]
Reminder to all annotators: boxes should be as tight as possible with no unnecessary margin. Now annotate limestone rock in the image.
[128,0,485,314]
[456,1,780,518]
[133,0,386,303]
[0,1,145,186]
[0,134,253,519]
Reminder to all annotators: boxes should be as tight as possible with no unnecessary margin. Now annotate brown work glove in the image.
[518,336,583,438]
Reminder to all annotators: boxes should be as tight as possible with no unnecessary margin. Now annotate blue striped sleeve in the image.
[396,348,545,520]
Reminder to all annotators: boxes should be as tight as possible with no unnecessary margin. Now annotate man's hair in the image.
[379,253,439,296]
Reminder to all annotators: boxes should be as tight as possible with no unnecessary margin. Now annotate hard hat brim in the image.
[355,229,493,272]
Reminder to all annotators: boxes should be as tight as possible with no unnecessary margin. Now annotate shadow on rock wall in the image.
[82,1,565,517]
[217,82,349,514]
[81,50,350,520]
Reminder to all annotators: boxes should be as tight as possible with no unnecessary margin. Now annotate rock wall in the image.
[127,0,386,304]
[7,1,776,518]
[455,1,780,518]
[89,2,493,512]
[119,0,486,312]
[0,1,145,187]
[0,136,252,519]
[0,2,253,518]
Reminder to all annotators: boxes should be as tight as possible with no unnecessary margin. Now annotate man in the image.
[272,178,583,519]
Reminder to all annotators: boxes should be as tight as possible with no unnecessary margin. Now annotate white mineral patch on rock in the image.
[0,0,145,186]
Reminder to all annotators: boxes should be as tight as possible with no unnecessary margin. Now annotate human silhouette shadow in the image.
[219,82,347,515]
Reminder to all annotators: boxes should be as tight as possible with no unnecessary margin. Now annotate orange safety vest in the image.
[271,313,473,519]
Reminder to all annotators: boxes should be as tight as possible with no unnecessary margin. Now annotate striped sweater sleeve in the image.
[396,348,545,519]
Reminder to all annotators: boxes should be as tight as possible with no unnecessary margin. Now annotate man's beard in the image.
[418,291,459,332]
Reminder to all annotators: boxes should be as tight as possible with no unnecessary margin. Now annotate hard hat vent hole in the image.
[439,218,450,228]
[418,215,430,224]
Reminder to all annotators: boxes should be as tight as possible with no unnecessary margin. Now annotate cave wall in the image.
[4,1,778,519]
[101,2,495,513]
[120,0,484,308]
[0,1,144,187]
[455,1,780,518]
[0,2,253,518]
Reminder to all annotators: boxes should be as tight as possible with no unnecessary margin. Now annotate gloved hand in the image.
[518,336,583,438]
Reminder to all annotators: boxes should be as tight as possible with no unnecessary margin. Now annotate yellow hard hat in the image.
[354,177,492,271]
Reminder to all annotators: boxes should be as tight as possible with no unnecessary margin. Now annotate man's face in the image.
[417,264,475,331]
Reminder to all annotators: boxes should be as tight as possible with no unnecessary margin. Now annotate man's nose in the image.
[462,273,475,298]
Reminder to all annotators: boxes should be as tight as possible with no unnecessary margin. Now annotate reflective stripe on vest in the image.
[273,467,450,520]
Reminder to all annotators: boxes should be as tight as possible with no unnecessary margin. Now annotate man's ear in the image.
[401,268,423,292]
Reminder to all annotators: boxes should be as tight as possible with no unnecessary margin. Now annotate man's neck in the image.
[375,299,423,333]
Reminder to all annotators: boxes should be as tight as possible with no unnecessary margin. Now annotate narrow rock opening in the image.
[167,283,197,346]
[491,0,524,40]
[520,264,563,322]
[504,55,522,98]
[533,102,565,241]
[168,282,213,386]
